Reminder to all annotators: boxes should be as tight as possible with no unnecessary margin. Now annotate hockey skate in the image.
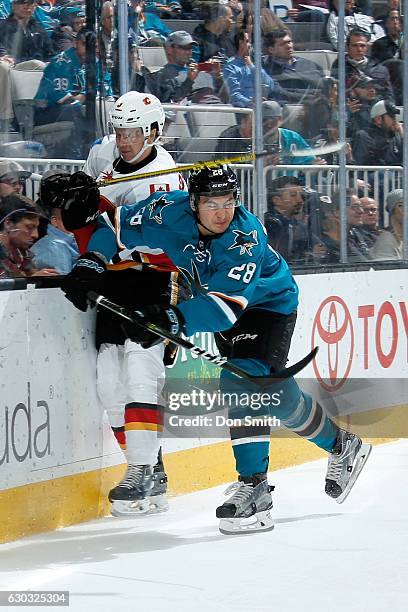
[325,429,372,504]
[148,457,169,514]
[216,474,274,535]
[109,464,154,517]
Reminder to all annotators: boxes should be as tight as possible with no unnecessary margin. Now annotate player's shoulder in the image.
[122,189,189,216]
[87,134,115,157]
[154,145,177,168]
[217,207,267,258]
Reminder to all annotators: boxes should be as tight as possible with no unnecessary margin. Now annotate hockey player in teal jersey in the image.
[61,165,372,535]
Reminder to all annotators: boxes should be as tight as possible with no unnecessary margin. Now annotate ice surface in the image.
[1,440,407,612]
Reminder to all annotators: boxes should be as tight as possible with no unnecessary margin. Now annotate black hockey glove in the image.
[59,171,100,231]
[123,304,185,349]
[61,252,106,312]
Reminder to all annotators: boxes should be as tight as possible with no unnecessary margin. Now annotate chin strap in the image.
[123,139,155,164]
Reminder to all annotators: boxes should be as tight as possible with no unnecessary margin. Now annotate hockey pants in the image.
[96,340,165,466]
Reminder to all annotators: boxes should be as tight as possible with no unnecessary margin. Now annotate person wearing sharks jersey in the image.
[61,164,372,535]
[59,91,187,518]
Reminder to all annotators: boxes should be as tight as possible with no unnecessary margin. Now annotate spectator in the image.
[346,73,378,138]
[261,100,325,167]
[263,175,321,265]
[33,28,91,158]
[0,0,11,19]
[374,0,400,29]
[302,76,338,141]
[327,0,384,50]
[111,35,149,98]
[229,0,244,28]
[31,172,80,274]
[51,25,76,54]
[359,195,381,249]
[352,99,402,166]
[287,0,328,25]
[331,29,395,104]
[147,30,222,103]
[215,111,252,157]
[0,193,58,278]
[262,30,324,101]
[371,188,403,260]
[313,118,355,165]
[371,9,402,63]
[60,7,86,33]
[129,0,172,47]
[0,159,32,197]
[144,0,182,19]
[383,52,403,105]
[99,1,114,70]
[0,0,54,63]
[192,2,234,61]
[319,189,371,262]
[223,29,286,107]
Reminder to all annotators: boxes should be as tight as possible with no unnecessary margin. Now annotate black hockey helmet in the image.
[38,170,71,215]
[39,170,100,230]
[188,164,240,211]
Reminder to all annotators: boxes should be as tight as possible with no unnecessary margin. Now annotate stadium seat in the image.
[10,70,75,155]
[95,98,115,139]
[163,19,202,35]
[176,137,216,163]
[295,50,337,76]
[288,22,332,50]
[10,69,43,101]
[188,107,238,138]
[138,47,167,72]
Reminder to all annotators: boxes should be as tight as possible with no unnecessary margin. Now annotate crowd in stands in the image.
[0,0,405,276]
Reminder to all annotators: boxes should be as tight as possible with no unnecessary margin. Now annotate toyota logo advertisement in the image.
[294,272,408,393]
[312,296,354,391]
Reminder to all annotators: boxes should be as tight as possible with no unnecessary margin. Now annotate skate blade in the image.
[219,509,274,536]
[110,498,151,517]
[110,495,169,517]
[336,443,372,504]
[144,494,169,515]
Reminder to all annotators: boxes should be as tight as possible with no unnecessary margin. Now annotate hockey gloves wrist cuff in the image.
[124,304,185,349]
[61,251,107,312]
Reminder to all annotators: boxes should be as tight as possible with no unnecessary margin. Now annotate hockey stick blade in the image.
[289,142,346,157]
[87,292,318,386]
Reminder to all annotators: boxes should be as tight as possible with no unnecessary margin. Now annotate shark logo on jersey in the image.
[178,260,208,295]
[183,243,212,264]
[148,195,172,224]
[228,230,259,256]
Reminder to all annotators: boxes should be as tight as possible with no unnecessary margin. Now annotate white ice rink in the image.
[1,440,408,612]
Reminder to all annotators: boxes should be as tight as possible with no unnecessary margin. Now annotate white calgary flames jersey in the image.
[83,135,185,208]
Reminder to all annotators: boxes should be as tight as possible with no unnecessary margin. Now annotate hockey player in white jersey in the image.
[82,92,185,208]
[76,91,186,517]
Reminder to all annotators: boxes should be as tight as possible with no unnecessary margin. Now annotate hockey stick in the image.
[87,291,318,387]
[96,144,346,188]
[96,153,257,188]
[289,142,346,157]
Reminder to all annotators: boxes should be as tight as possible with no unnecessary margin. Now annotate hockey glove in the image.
[61,252,106,312]
[59,171,100,231]
[123,304,185,349]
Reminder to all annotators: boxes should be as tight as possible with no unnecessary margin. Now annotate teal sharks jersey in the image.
[89,190,299,336]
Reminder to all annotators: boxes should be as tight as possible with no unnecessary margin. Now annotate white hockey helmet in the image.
[109,91,165,137]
